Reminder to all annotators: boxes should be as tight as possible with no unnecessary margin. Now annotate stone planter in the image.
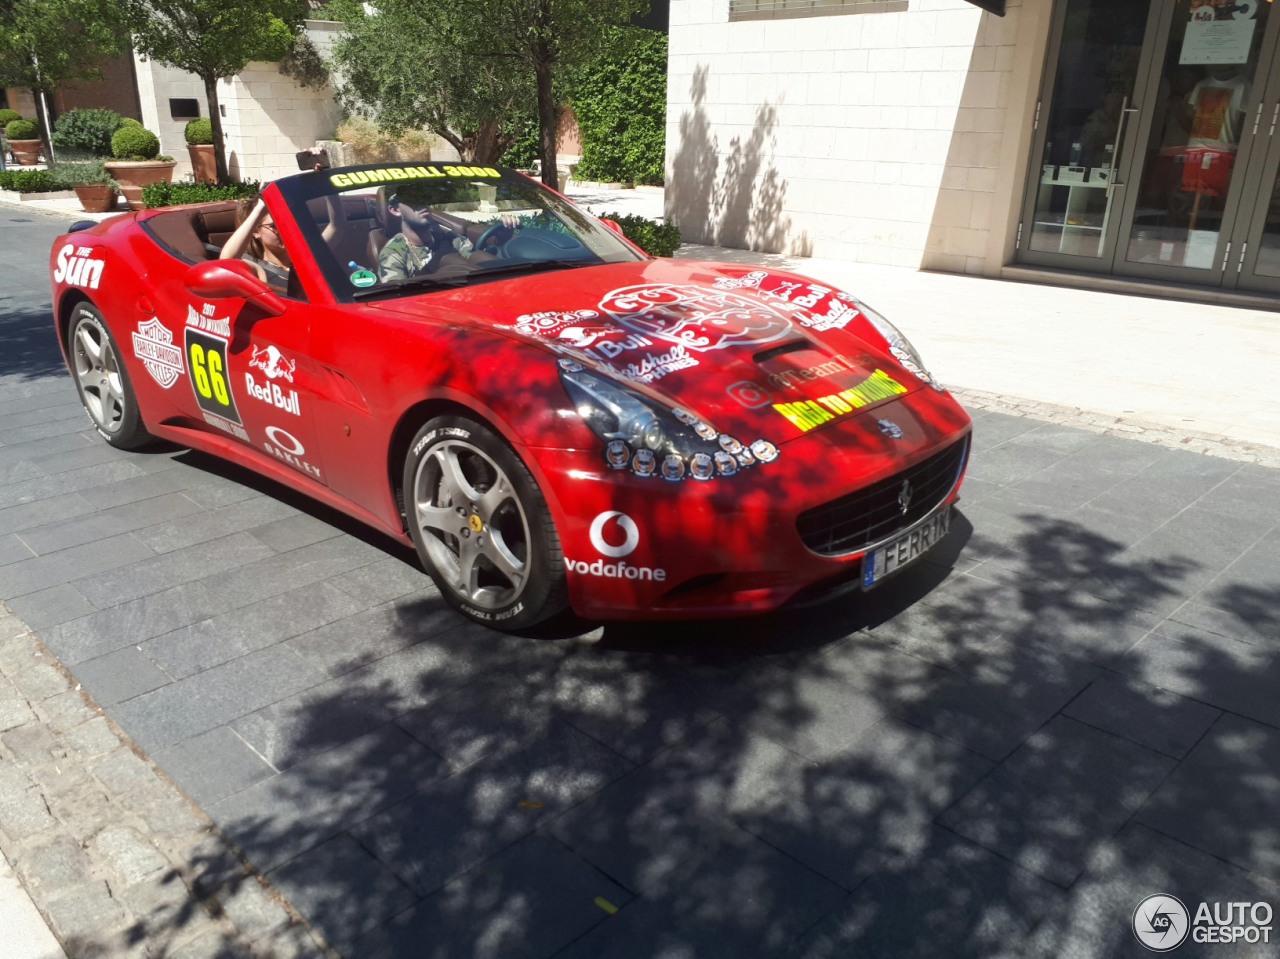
[73,183,121,213]
[103,159,176,210]
[8,139,43,166]
[188,144,216,184]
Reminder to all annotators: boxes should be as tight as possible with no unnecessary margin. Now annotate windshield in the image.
[275,163,646,301]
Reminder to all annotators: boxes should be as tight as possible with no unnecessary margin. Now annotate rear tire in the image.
[67,303,152,450]
[404,415,566,630]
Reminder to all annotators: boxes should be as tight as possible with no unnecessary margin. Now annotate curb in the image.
[0,607,338,959]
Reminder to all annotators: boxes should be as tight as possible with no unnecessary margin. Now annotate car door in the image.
[140,231,327,486]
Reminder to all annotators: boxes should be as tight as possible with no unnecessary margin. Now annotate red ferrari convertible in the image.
[50,162,971,628]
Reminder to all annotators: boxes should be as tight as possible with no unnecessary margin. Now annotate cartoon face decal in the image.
[661,454,686,482]
[750,439,779,463]
[689,453,715,481]
[878,419,905,440]
[632,448,657,477]
[714,451,738,476]
[693,421,717,441]
[605,440,632,469]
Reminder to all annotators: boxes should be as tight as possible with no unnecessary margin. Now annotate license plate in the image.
[862,507,951,588]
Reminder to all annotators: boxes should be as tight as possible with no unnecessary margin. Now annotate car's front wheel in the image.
[67,303,152,450]
[404,415,566,630]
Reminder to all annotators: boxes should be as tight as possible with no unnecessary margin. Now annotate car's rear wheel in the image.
[68,303,152,450]
[404,415,566,630]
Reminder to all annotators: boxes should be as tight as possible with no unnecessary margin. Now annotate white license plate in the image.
[862,507,951,588]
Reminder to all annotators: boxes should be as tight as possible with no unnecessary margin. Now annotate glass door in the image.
[1114,0,1276,284]
[1019,0,1158,269]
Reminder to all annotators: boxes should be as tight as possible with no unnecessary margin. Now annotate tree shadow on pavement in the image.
[164,501,1280,958]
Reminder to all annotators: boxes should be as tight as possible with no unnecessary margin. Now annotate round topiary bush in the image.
[52,108,125,156]
[111,125,160,160]
[5,119,38,140]
[184,118,213,146]
[0,109,22,127]
[119,117,142,128]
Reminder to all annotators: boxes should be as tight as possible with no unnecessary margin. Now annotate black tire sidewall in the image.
[403,415,565,629]
[67,303,150,450]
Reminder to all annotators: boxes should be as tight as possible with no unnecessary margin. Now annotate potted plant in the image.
[49,160,120,213]
[51,108,125,159]
[0,109,20,162]
[184,118,216,184]
[5,119,43,166]
[103,124,176,210]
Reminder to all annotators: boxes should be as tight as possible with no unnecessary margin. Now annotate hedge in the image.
[52,108,126,156]
[609,214,681,257]
[0,170,67,193]
[142,180,262,208]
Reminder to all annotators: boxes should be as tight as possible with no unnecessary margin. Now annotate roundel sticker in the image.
[589,511,639,558]
[265,425,305,456]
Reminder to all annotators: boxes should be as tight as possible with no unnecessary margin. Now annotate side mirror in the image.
[600,218,625,236]
[184,259,287,317]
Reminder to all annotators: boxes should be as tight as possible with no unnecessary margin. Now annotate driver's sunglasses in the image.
[260,220,279,234]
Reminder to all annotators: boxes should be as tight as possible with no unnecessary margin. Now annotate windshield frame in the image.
[274,162,648,303]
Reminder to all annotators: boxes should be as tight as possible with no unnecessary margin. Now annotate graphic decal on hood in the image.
[599,283,795,354]
[714,270,860,332]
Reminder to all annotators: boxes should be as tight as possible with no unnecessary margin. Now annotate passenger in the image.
[220,197,292,288]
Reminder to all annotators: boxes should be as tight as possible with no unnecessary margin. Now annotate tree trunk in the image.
[30,85,54,163]
[203,76,229,186]
[535,56,557,192]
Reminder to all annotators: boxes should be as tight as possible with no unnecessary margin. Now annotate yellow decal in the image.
[329,165,502,189]
[773,369,908,432]
[468,514,484,533]
[594,897,619,916]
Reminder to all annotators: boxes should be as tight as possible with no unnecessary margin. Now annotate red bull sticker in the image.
[245,345,301,417]
[774,369,909,432]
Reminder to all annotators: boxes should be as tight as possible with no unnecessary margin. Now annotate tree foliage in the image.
[330,0,648,187]
[0,0,131,149]
[121,0,307,183]
[569,26,666,186]
[328,0,532,164]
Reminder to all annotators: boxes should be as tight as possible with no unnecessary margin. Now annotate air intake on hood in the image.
[753,340,811,364]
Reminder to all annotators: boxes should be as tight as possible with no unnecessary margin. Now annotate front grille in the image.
[796,436,969,556]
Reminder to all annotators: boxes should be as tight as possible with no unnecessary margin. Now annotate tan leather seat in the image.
[366,186,395,268]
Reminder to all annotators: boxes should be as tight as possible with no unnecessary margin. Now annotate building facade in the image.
[666,0,1280,301]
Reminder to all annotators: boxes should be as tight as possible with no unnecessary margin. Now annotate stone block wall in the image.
[666,0,1043,274]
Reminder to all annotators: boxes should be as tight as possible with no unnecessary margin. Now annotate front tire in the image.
[404,415,566,630]
[67,304,152,450]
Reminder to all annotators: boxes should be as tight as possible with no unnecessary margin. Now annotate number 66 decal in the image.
[186,329,241,424]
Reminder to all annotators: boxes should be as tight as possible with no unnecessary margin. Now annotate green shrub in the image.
[119,117,142,127]
[604,214,681,257]
[184,118,213,145]
[51,108,125,156]
[47,160,116,186]
[111,125,160,160]
[0,170,67,193]
[569,27,667,186]
[5,119,39,140]
[142,180,262,208]
[0,109,22,127]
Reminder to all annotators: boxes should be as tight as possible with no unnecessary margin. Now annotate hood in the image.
[364,258,931,442]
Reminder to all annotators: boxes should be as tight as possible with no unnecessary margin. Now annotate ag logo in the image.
[1133,894,1190,952]
[589,511,639,558]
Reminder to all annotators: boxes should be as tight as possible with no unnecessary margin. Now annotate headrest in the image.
[374,185,396,232]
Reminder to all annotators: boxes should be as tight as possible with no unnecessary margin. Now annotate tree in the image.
[0,0,131,156]
[445,0,650,192]
[328,0,531,164]
[121,0,305,184]
[331,0,648,190]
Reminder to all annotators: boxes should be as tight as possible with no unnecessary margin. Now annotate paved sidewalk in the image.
[1,187,1278,958]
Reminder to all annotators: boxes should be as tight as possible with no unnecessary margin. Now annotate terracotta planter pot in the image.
[188,144,216,184]
[103,159,177,210]
[8,139,43,166]
[72,183,120,213]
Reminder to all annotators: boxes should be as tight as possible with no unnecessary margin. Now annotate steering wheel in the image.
[475,222,512,256]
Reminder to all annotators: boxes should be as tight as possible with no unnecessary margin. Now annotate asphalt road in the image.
[2,204,1278,958]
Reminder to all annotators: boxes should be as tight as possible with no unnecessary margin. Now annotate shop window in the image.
[728,0,908,21]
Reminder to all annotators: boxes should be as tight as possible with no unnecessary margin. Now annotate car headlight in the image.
[558,362,779,481]
[850,298,946,392]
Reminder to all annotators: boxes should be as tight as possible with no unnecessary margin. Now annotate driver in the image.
[377,181,518,282]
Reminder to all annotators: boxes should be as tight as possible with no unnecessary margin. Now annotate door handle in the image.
[1107,100,1141,200]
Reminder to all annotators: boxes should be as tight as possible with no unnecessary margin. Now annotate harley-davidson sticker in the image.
[132,318,184,389]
